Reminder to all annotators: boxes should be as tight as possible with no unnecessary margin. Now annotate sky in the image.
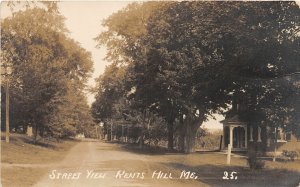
[57,1,131,105]
[1,1,224,130]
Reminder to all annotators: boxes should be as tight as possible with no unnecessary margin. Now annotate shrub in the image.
[282,150,299,161]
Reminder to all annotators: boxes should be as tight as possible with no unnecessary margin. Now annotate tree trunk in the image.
[183,124,199,153]
[167,119,174,150]
[33,123,38,144]
[273,127,277,162]
[165,103,175,150]
[39,125,45,138]
[139,110,146,148]
[182,115,204,153]
[178,114,185,152]
[139,133,144,148]
[23,124,27,134]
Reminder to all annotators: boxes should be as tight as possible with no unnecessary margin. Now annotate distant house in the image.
[221,104,298,152]
[75,133,85,139]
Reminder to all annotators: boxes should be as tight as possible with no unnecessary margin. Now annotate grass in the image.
[1,133,78,187]
[147,152,300,187]
[115,142,300,187]
[1,133,77,164]
[278,141,300,153]
[1,167,44,187]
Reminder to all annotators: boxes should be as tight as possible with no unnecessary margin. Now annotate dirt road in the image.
[33,140,204,187]
[3,137,299,187]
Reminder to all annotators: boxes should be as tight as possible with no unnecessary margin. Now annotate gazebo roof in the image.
[221,115,247,126]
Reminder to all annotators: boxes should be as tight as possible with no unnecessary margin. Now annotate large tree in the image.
[94,1,300,152]
[94,2,176,147]
[1,6,94,140]
[139,1,299,152]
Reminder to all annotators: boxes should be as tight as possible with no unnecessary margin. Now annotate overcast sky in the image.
[57,1,131,105]
[1,1,224,130]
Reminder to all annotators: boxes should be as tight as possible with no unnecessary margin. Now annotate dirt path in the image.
[33,140,203,187]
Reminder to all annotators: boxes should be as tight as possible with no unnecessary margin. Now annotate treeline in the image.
[1,3,95,140]
[92,2,300,153]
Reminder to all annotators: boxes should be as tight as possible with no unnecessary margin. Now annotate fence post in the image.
[227,144,232,165]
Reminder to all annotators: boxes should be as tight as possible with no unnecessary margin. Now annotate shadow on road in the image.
[99,141,185,155]
[119,143,185,155]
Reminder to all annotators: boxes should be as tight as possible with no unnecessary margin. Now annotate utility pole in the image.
[5,79,10,143]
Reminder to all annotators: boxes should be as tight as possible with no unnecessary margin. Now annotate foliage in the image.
[93,1,300,153]
[196,129,223,150]
[282,150,299,161]
[1,6,94,139]
[91,63,126,122]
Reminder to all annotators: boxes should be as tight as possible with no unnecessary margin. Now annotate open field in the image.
[1,133,78,187]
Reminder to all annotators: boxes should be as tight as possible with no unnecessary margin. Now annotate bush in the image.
[282,150,299,161]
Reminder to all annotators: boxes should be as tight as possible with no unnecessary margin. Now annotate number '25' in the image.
[222,171,237,180]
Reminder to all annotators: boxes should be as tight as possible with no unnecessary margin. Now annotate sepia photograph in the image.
[1,1,300,187]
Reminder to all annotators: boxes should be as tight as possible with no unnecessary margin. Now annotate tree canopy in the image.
[93,1,300,152]
[1,6,95,139]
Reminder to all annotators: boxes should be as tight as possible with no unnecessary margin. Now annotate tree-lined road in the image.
[34,141,204,187]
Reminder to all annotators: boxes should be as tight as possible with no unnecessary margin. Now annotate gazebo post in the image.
[229,126,233,148]
[250,126,253,142]
[258,126,262,142]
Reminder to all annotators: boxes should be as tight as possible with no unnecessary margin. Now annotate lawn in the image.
[161,152,300,187]
[1,133,78,187]
[119,143,300,187]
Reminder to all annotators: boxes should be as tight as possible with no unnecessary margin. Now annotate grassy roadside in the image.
[1,133,78,187]
[115,142,300,187]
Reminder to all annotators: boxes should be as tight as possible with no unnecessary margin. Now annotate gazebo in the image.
[222,115,249,151]
[221,115,265,151]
